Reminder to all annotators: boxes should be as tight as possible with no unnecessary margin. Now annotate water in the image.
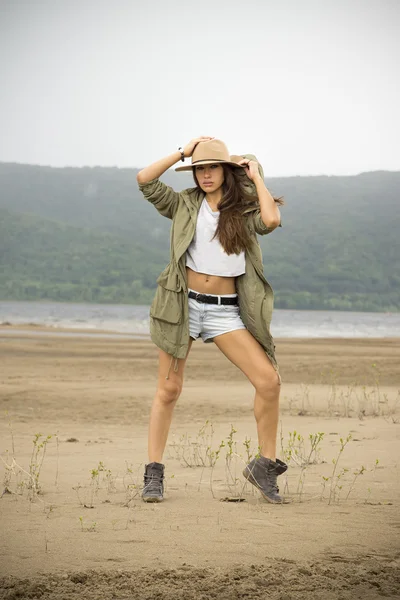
[0,301,399,338]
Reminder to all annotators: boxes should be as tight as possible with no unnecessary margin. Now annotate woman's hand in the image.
[238,159,262,182]
[183,136,214,158]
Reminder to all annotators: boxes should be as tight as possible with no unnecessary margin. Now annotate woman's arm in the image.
[136,136,214,184]
[253,177,281,229]
[137,136,214,220]
[239,159,281,229]
[136,151,181,184]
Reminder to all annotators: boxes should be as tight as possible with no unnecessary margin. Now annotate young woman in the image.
[136,137,287,504]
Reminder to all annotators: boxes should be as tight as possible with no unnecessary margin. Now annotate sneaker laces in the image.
[265,468,279,494]
[143,469,163,494]
[267,459,287,494]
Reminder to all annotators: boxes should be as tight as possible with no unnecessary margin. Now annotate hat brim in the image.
[175,159,245,172]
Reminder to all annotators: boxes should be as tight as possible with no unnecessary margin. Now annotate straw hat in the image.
[175,139,246,172]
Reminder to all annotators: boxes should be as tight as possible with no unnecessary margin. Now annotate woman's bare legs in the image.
[148,339,193,463]
[212,329,280,459]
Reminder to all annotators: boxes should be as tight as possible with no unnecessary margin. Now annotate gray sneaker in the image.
[142,462,164,503]
[243,456,287,504]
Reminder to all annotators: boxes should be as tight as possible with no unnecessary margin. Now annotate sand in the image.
[0,328,399,599]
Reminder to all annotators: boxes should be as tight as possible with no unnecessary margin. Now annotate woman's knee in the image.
[156,379,183,406]
[253,370,281,398]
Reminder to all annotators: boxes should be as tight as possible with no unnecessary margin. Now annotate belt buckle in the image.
[195,292,205,303]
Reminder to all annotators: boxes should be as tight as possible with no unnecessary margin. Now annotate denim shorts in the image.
[188,288,246,343]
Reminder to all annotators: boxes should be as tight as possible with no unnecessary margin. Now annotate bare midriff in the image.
[186,267,237,295]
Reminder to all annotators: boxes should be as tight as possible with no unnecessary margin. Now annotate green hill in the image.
[0,208,164,304]
[0,163,399,311]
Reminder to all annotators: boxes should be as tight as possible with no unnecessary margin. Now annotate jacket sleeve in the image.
[250,209,282,236]
[138,178,181,220]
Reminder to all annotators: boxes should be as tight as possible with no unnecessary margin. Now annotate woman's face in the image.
[194,163,225,193]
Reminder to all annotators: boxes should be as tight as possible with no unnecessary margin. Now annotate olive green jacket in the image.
[138,155,281,372]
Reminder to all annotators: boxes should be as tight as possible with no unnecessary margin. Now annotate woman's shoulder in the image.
[181,185,200,197]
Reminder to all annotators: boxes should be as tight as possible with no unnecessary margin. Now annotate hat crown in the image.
[175,139,244,171]
[191,139,231,165]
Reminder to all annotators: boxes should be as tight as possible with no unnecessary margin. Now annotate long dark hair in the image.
[193,164,284,255]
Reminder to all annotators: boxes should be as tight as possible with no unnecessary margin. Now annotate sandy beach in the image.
[0,327,399,599]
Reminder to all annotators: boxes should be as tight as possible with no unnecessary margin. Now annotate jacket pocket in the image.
[156,264,183,292]
[150,285,182,324]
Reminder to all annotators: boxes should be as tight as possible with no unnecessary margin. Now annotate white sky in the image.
[0,0,399,176]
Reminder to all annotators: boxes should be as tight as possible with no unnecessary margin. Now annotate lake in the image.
[0,301,399,338]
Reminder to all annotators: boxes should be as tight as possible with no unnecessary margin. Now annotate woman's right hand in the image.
[183,136,214,158]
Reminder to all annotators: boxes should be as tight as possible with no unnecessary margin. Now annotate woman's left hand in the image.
[238,159,261,181]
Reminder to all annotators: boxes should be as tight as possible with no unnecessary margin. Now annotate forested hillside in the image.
[0,163,399,311]
[0,208,164,304]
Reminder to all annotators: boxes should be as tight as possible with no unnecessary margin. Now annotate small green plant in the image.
[338,384,357,418]
[86,461,119,506]
[87,465,101,508]
[383,390,400,424]
[104,466,117,495]
[299,383,311,416]
[242,436,254,463]
[371,363,381,408]
[365,487,372,504]
[296,466,307,502]
[203,426,259,499]
[281,430,325,467]
[285,384,311,416]
[320,476,330,501]
[326,369,338,416]
[123,461,142,506]
[328,434,352,504]
[321,451,379,505]
[28,433,53,498]
[79,516,97,532]
[72,484,84,506]
[54,433,60,488]
[345,465,366,501]
[208,440,225,498]
[221,427,261,499]
[280,428,374,504]
[224,425,239,494]
[1,430,54,501]
[168,420,219,468]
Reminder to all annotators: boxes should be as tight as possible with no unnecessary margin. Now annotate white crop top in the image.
[186,197,246,277]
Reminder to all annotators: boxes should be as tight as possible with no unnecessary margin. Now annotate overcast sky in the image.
[0,0,399,177]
